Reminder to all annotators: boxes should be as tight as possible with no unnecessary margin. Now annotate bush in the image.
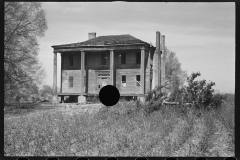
[145,86,166,102]
[166,72,223,110]
[142,99,163,116]
[209,93,226,110]
[168,87,185,105]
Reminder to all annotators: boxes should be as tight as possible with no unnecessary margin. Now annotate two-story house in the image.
[51,31,165,103]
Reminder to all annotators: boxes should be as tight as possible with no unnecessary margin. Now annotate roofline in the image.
[51,42,150,49]
[53,45,152,53]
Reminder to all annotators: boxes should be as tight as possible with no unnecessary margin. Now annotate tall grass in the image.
[4,97,234,156]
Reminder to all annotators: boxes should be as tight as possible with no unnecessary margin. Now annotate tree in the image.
[4,2,47,103]
[17,82,40,102]
[39,85,53,101]
[164,48,188,93]
[145,47,187,102]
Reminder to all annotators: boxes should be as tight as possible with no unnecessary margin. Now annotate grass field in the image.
[4,99,234,157]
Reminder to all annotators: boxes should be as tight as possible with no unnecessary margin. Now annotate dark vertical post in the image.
[60,53,62,93]
[110,50,114,86]
[53,51,57,105]
[81,51,85,93]
[141,49,145,95]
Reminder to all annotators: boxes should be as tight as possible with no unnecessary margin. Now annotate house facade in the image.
[51,32,165,103]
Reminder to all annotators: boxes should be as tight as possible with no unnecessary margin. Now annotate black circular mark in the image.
[99,85,120,106]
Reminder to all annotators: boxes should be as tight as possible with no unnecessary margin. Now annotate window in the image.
[136,75,140,86]
[121,75,126,87]
[136,52,141,64]
[101,52,107,65]
[69,76,73,87]
[120,53,126,64]
[69,55,73,66]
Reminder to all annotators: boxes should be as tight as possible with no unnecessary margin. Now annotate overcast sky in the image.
[38,2,235,93]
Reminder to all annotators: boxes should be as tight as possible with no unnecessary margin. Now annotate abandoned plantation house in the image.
[51,31,166,104]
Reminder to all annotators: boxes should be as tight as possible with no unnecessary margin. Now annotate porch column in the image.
[148,49,151,92]
[141,49,145,95]
[81,51,85,93]
[53,51,57,105]
[110,49,114,86]
[60,53,62,93]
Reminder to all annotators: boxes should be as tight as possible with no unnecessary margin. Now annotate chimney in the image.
[161,35,166,88]
[88,32,96,40]
[152,31,161,90]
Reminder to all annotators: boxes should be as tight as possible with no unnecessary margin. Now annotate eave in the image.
[53,44,151,53]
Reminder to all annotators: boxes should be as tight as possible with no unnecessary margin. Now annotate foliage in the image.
[143,85,168,115]
[210,93,226,110]
[39,85,54,101]
[4,101,234,156]
[4,2,47,103]
[167,72,225,110]
[164,50,188,91]
[146,85,167,101]
[5,81,41,103]
[19,82,40,102]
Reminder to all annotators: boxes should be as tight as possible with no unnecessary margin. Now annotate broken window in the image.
[136,52,141,64]
[121,75,126,87]
[101,52,107,65]
[69,55,73,66]
[136,75,140,86]
[69,76,73,87]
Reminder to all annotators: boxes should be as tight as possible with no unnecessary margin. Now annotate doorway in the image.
[97,74,110,90]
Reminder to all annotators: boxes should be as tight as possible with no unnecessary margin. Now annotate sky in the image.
[38,2,235,93]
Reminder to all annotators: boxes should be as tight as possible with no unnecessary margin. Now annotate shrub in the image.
[145,85,166,102]
[209,93,226,110]
[143,99,163,116]
[166,72,220,110]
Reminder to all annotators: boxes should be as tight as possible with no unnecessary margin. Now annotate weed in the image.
[4,99,234,156]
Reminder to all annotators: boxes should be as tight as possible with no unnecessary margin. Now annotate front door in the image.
[97,74,110,90]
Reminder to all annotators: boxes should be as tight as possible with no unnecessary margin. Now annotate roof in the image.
[52,34,149,48]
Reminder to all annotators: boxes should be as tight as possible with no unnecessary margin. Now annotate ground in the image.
[4,102,234,157]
